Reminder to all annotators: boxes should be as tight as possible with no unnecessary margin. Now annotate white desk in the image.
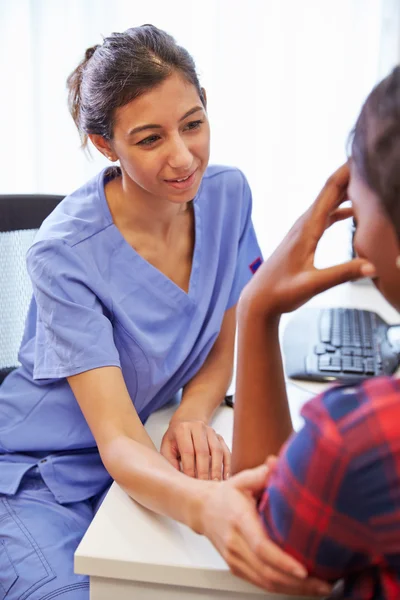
[74,394,314,600]
[75,281,399,600]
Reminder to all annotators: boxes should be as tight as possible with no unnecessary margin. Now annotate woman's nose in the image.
[167,136,192,171]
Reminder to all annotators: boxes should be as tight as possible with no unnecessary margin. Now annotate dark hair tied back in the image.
[66,44,101,147]
[85,45,100,61]
[66,25,204,149]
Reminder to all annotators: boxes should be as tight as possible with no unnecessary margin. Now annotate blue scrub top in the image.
[0,165,262,503]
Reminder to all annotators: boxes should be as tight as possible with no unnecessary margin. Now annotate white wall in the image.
[1,0,399,257]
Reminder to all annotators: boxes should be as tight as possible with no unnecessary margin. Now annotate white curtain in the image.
[1,0,399,257]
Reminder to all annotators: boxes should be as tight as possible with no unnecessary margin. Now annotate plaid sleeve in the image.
[258,394,374,583]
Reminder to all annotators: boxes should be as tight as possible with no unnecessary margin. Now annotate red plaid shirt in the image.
[259,377,400,599]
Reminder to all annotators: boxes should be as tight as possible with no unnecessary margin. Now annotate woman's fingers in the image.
[160,440,181,470]
[220,434,232,480]
[231,471,307,577]
[238,508,306,578]
[190,424,212,480]
[265,455,278,472]
[226,533,303,594]
[229,551,330,596]
[175,425,197,478]
[227,550,277,592]
[202,472,332,597]
[207,429,231,480]
[175,422,231,480]
[227,508,331,596]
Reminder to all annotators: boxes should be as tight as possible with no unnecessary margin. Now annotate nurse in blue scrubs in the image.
[0,24,310,599]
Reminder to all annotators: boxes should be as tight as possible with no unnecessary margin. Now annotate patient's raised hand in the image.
[241,164,376,318]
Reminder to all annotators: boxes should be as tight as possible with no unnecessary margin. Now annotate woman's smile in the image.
[163,168,198,191]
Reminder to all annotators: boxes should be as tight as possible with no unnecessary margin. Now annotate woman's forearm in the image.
[231,295,293,474]
[68,367,209,530]
[101,435,206,531]
[177,355,233,423]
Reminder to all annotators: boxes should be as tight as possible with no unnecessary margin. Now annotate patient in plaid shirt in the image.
[232,65,400,598]
[259,377,400,598]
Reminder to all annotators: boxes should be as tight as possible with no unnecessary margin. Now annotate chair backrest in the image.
[0,194,64,383]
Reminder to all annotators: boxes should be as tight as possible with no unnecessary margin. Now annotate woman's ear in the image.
[201,87,207,109]
[88,134,117,161]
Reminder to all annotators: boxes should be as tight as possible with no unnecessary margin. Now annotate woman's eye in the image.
[137,134,161,146]
[185,120,203,131]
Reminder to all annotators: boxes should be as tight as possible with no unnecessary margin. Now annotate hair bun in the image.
[85,45,100,61]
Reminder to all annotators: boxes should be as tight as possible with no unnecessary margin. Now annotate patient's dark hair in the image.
[67,24,205,148]
[351,65,400,236]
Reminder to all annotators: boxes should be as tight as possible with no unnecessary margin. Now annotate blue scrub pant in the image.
[0,467,110,600]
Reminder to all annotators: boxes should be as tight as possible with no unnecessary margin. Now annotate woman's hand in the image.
[198,464,332,596]
[160,418,231,480]
[242,163,376,317]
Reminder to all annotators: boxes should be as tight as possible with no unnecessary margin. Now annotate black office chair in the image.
[0,194,64,384]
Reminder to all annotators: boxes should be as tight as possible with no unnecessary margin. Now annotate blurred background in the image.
[1,0,400,258]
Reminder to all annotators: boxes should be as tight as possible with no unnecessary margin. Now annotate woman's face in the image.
[101,72,210,205]
[348,162,400,312]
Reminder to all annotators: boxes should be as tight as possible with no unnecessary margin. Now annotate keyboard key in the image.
[343,363,364,374]
[319,311,332,343]
[314,344,327,355]
[319,355,331,367]
[363,349,374,358]
[361,312,373,348]
[342,357,353,369]
[319,363,341,372]
[325,344,337,353]
[365,359,376,375]
[318,354,341,372]
[320,331,331,343]
[320,330,331,343]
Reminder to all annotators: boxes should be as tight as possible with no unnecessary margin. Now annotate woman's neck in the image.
[105,170,190,241]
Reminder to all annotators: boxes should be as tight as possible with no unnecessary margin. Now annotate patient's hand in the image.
[198,463,332,596]
[241,163,376,318]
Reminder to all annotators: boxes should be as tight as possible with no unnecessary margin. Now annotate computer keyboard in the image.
[283,307,400,383]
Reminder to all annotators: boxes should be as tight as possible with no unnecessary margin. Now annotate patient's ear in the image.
[89,134,117,162]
